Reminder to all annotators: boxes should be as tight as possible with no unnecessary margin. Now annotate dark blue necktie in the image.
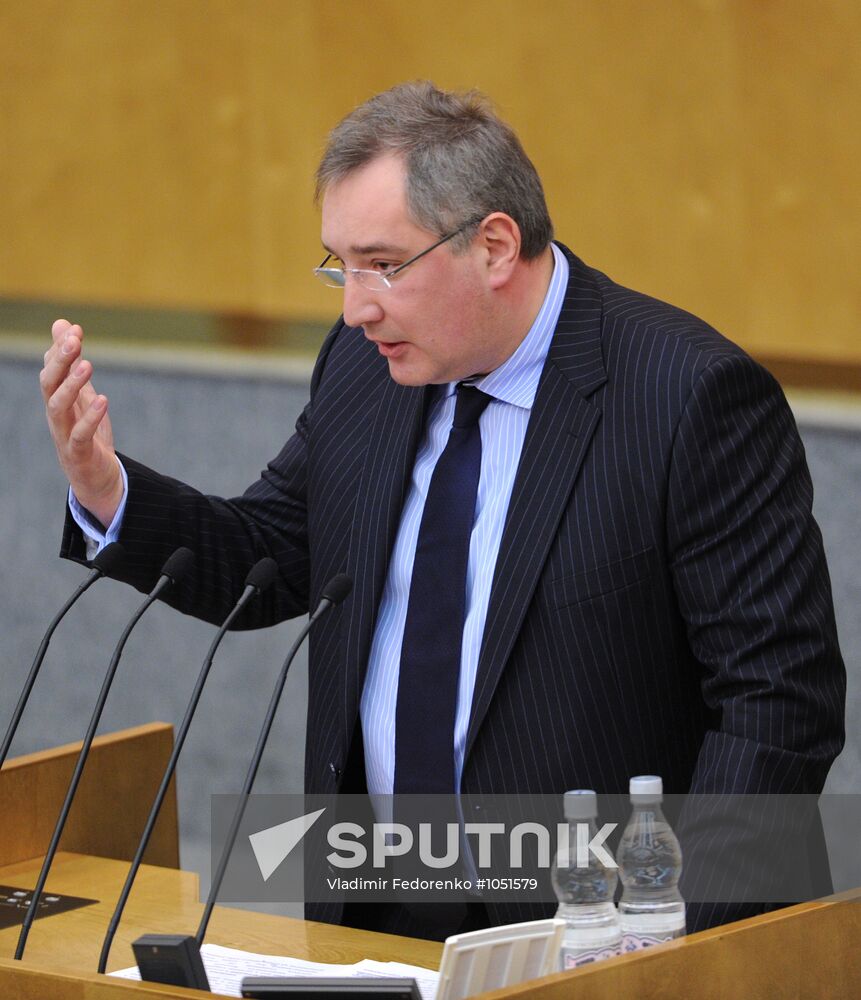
[394,383,492,795]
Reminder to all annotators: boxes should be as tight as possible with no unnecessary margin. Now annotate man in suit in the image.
[41,82,845,940]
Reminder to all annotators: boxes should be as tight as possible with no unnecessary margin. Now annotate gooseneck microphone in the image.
[132,574,352,991]
[14,547,195,961]
[97,557,278,974]
[197,573,352,941]
[0,542,125,771]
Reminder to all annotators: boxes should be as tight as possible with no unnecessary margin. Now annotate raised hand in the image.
[40,319,124,529]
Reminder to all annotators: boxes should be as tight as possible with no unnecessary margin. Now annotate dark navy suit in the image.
[62,245,846,932]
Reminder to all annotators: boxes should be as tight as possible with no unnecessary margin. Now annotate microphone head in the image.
[245,557,278,592]
[92,542,126,577]
[160,547,195,585]
[320,573,353,607]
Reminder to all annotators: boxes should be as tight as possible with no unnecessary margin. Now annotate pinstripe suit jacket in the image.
[62,245,845,928]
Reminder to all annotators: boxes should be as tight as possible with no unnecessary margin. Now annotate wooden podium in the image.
[0,725,858,999]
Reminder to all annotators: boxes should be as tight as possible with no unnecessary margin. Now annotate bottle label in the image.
[621,931,678,952]
[561,944,621,968]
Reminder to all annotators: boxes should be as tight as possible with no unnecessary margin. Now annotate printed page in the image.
[111,942,439,1000]
[354,957,439,1000]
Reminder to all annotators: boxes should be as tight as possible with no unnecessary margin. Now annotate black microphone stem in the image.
[195,593,339,945]
[98,564,274,974]
[14,556,187,961]
[0,544,124,772]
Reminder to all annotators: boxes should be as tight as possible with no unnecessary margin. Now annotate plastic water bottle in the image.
[617,775,686,951]
[551,789,622,969]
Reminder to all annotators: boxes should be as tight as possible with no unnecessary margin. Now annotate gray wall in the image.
[1,348,858,889]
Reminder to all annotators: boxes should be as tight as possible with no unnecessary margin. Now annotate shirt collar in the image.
[447,242,569,410]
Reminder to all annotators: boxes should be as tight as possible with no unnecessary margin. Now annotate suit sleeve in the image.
[60,320,347,630]
[666,353,845,927]
[667,352,845,793]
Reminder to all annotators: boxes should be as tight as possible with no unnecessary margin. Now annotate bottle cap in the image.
[629,775,663,801]
[563,789,598,820]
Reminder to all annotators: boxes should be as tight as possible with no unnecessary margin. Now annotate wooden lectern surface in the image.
[0,852,442,997]
[0,722,179,869]
[1,728,858,999]
[0,725,440,998]
[1,854,859,999]
[481,893,861,1000]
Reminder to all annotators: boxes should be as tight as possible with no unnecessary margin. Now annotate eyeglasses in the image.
[313,216,482,291]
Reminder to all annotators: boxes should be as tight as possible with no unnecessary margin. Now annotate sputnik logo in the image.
[248,808,327,881]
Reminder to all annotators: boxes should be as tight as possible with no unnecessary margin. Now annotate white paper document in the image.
[111,941,440,1000]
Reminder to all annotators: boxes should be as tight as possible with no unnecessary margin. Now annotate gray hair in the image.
[315,81,553,259]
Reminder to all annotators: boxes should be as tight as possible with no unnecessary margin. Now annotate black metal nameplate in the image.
[0,884,98,928]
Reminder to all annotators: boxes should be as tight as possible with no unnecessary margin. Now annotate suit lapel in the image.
[465,250,607,760]
[340,373,429,727]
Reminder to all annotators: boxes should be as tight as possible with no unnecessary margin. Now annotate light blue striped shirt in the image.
[69,459,129,560]
[361,243,569,797]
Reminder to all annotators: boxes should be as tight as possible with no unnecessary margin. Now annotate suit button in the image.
[329,762,342,779]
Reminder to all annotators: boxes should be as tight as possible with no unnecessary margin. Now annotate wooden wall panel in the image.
[0,1,858,366]
[734,2,861,362]
[0,0,257,311]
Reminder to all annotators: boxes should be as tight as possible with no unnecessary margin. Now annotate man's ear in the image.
[479,213,521,289]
